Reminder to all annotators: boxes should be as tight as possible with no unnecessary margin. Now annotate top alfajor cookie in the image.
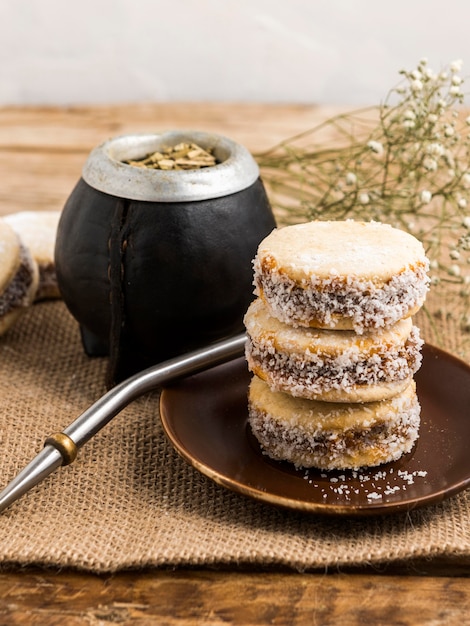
[253,220,430,333]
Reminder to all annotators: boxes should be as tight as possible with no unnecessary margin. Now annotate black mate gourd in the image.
[55,131,276,385]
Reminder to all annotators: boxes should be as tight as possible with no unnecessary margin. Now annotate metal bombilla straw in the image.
[0,333,247,514]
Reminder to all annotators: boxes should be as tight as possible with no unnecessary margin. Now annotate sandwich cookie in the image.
[248,375,421,471]
[4,211,61,300]
[244,298,423,402]
[0,219,39,335]
[253,220,430,333]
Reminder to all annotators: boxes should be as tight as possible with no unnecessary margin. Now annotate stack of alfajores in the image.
[244,220,430,471]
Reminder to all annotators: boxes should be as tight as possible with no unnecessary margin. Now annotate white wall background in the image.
[1,0,469,106]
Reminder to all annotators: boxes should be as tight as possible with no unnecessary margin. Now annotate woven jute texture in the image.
[0,297,469,573]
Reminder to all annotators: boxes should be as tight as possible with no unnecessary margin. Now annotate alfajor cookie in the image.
[248,375,420,471]
[4,210,61,300]
[244,298,423,403]
[253,220,430,333]
[0,219,39,335]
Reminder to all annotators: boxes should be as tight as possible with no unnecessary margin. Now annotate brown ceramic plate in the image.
[160,344,470,516]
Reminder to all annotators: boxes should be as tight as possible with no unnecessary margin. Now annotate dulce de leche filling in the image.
[244,298,423,402]
[0,244,37,318]
[248,376,421,471]
[254,258,429,333]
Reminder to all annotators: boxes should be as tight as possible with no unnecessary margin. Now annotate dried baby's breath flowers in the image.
[256,58,470,355]
[124,142,217,170]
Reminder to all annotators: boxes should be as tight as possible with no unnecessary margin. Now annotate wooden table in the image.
[0,103,469,625]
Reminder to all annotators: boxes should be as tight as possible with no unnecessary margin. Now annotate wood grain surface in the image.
[0,568,468,626]
[0,103,469,625]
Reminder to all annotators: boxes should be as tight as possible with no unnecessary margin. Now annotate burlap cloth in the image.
[0,293,469,573]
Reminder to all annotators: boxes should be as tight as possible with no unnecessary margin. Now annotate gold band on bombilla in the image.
[44,432,78,466]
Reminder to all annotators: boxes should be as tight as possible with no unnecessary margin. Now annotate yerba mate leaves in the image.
[124,142,217,170]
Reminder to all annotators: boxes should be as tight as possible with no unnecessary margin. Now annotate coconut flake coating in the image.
[245,299,423,402]
[253,220,430,332]
[255,265,429,332]
[0,243,39,335]
[248,376,421,471]
[4,211,61,300]
[0,243,37,318]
